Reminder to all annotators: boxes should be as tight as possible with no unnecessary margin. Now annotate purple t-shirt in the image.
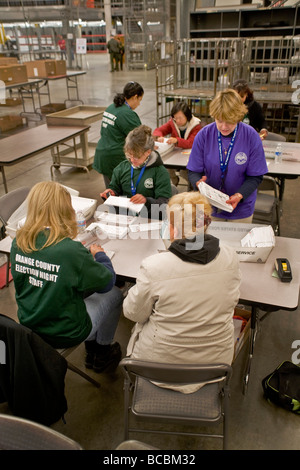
[187,122,268,219]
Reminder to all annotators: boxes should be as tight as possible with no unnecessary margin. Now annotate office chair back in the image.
[120,359,232,450]
[0,414,83,450]
[0,187,30,237]
[253,176,281,235]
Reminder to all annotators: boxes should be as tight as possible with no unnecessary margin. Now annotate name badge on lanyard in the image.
[217,124,238,191]
[131,165,146,196]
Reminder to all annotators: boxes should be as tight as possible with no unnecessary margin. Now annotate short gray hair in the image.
[124,124,154,157]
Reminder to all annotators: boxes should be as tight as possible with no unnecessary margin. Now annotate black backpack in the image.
[262,361,300,414]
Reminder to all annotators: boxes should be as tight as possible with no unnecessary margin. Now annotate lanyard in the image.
[131,165,146,196]
[217,124,238,184]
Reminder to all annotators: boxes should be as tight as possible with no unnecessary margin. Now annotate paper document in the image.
[71,196,97,220]
[130,221,161,232]
[241,225,275,248]
[103,196,145,214]
[87,222,128,239]
[198,181,233,213]
[94,212,136,226]
[154,138,174,157]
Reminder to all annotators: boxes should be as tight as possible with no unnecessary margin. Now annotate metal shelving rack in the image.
[156,36,300,142]
[156,37,247,128]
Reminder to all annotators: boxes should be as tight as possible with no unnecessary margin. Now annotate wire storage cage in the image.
[156,36,300,141]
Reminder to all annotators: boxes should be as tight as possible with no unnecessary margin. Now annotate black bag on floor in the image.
[262,361,300,414]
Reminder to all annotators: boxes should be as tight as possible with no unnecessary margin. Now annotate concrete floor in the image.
[0,55,300,451]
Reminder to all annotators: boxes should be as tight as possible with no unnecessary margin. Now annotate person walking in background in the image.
[107,34,120,72]
[57,35,66,60]
[116,36,124,71]
[93,81,144,187]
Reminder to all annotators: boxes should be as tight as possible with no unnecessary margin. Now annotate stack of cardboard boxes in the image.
[0,58,27,132]
[24,59,67,114]
[24,59,66,78]
[0,59,68,131]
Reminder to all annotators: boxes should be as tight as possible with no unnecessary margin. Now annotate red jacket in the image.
[153,116,201,149]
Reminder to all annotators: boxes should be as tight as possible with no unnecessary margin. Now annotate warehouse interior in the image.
[0,0,300,452]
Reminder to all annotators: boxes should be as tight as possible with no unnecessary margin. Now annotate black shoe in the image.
[84,340,96,369]
[93,342,122,373]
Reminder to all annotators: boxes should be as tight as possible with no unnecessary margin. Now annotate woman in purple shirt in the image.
[187,89,268,222]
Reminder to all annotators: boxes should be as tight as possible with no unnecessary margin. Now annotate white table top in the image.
[162,141,300,177]
[2,220,299,312]
[102,221,300,311]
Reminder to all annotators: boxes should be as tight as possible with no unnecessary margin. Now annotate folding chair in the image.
[120,358,232,450]
[0,414,82,450]
[253,175,281,235]
[56,345,100,388]
[0,187,30,287]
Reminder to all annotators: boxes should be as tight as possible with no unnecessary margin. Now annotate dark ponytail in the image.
[113,81,144,107]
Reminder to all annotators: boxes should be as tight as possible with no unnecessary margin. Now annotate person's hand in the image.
[227,193,243,210]
[156,136,164,143]
[100,189,115,199]
[259,128,268,140]
[130,194,147,205]
[166,137,178,145]
[90,244,105,257]
[196,175,207,187]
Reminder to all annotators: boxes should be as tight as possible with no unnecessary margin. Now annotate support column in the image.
[104,0,112,44]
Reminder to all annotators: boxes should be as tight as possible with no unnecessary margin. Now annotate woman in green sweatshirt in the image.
[93,81,144,187]
[11,181,123,373]
[100,125,172,219]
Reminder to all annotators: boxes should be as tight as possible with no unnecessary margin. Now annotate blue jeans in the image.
[84,286,123,345]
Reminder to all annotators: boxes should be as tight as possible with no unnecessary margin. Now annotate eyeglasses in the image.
[125,152,142,161]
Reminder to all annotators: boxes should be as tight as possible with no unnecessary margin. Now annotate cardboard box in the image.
[0,114,23,132]
[0,57,19,65]
[25,60,56,78]
[54,60,67,75]
[40,102,66,114]
[0,97,22,107]
[207,222,275,263]
[0,64,28,84]
[46,105,105,126]
[6,195,97,238]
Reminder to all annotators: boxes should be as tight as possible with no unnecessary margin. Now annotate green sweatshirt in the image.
[93,102,141,179]
[11,232,114,348]
[108,150,172,217]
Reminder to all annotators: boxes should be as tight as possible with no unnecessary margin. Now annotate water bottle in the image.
[275,143,282,164]
[76,210,86,233]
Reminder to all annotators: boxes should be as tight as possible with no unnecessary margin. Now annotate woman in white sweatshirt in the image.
[123,191,241,393]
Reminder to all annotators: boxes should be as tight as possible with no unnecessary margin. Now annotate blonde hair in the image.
[209,89,248,124]
[16,181,77,253]
[124,124,154,159]
[167,191,212,239]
